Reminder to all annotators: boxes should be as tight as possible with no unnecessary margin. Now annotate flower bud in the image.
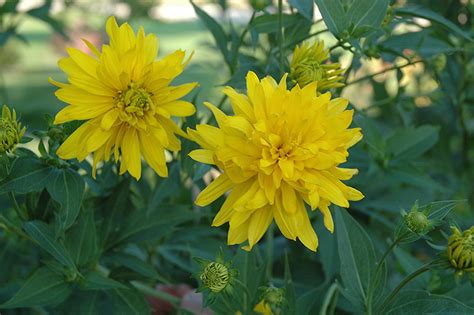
[405,210,430,234]
[0,105,26,154]
[447,226,474,275]
[199,262,230,293]
[290,41,345,92]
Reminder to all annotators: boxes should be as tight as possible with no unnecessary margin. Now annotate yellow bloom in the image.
[290,41,344,92]
[0,105,26,153]
[448,226,474,275]
[188,71,363,251]
[51,16,197,180]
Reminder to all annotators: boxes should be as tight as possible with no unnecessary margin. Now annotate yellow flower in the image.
[290,41,344,92]
[50,16,197,180]
[188,71,363,251]
[254,300,273,315]
[448,226,474,275]
[0,105,26,153]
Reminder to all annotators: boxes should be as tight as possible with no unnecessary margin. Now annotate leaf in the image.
[80,272,128,291]
[383,290,474,315]
[315,0,389,38]
[26,0,67,37]
[386,125,439,161]
[335,207,376,312]
[106,253,163,281]
[46,168,85,230]
[395,6,472,41]
[0,266,71,308]
[23,221,76,271]
[427,200,463,221]
[288,0,313,20]
[65,210,98,267]
[147,164,180,212]
[0,158,53,194]
[191,1,228,61]
[284,253,296,315]
[251,13,301,34]
[109,288,151,315]
[296,282,332,315]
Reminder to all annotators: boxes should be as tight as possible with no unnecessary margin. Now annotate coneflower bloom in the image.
[188,71,363,251]
[51,16,197,180]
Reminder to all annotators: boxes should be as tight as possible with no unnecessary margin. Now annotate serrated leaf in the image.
[80,272,128,291]
[191,1,228,61]
[0,158,53,194]
[23,221,76,271]
[383,290,474,314]
[335,207,376,312]
[0,267,71,309]
[251,13,301,34]
[314,0,347,36]
[109,288,151,315]
[65,210,98,267]
[288,0,313,20]
[47,168,85,230]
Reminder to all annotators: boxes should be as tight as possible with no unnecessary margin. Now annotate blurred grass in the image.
[0,15,226,129]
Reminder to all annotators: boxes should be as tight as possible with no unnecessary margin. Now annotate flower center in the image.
[301,60,326,81]
[116,83,154,125]
[200,262,229,293]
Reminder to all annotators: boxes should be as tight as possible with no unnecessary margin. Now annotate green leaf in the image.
[0,158,53,194]
[106,253,163,281]
[109,288,151,315]
[26,1,67,37]
[251,13,301,33]
[381,30,456,57]
[386,125,439,161]
[190,1,228,62]
[23,221,76,271]
[0,266,71,308]
[335,207,376,311]
[383,290,474,314]
[395,6,472,42]
[46,168,85,230]
[315,0,389,38]
[288,0,313,20]
[284,252,296,315]
[65,210,98,267]
[80,272,128,291]
[296,282,331,315]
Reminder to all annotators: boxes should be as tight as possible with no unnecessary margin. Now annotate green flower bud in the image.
[0,105,26,154]
[290,41,345,92]
[447,226,474,275]
[262,286,284,308]
[199,262,230,293]
[405,210,430,234]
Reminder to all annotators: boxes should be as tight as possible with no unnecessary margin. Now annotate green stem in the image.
[8,192,27,221]
[320,282,338,315]
[277,0,284,74]
[345,60,424,87]
[0,214,31,240]
[380,264,431,309]
[265,224,274,281]
[131,281,180,305]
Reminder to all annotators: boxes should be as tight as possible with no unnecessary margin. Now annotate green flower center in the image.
[200,262,229,293]
[406,211,430,234]
[116,84,154,126]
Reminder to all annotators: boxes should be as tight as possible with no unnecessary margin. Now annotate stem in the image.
[0,214,31,240]
[277,0,284,74]
[320,282,338,315]
[380,264,431,309]
[265,224,274,281]
[346,60,424,87]
[9,192,27,221]
[131,281,180,305]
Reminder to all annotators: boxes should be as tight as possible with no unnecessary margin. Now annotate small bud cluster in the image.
[0,105,25,154]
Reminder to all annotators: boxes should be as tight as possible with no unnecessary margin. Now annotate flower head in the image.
[0,105,26,153]
[290,41,344,92]
[200,262,230,293]
[403,201,432,234]
[50,16,197,180]
[447,226,474,275]
[188,71,363,251]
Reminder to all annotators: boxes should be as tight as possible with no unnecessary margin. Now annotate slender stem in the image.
[345,60,424,87]
[380,264,431,308]
[8,192,27,221]
[320,282,338,315]
[265,224,274,281]
[277,0,284,74]
[0,214,31,240]
[131,281,180,305]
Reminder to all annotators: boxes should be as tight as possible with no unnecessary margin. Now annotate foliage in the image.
[0,0,474,314]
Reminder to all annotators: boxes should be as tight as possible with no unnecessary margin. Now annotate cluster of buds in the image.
[0,105,25,154]
[447,226,474,276]
[290,41,345,92]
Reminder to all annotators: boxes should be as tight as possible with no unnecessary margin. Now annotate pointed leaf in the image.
[109,288,151,315]
[0,158,53,194]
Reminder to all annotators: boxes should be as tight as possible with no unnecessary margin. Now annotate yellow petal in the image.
[159,100,195,117]
[188,149,215,164]
[139,130,168,177]
[100,109,120,130]
[195,173,233,206]
[247,206,273,249]
[121,128,142,180]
